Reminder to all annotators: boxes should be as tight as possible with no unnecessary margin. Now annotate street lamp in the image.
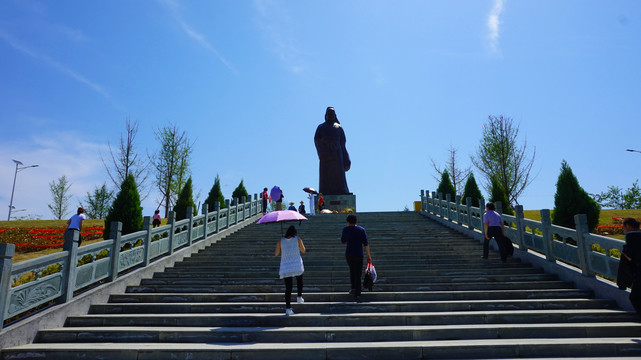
[7,160,39,221]
[626,149,641,154]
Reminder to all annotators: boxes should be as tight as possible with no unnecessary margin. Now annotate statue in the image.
[314,107,351,195]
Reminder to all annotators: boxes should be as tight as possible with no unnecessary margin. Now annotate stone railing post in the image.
[455,195,462,225]
[187,206,194,246]
[445,194,452,221]
[436,193,442,217]
[575,214,594,277]
[0,243,16,329]
[431,191,441,215]
[495,201,503,215]
[142,216,152,266]
[61,229,80,303]
[420,190,425,211]
[479,197,486,237]
[202,203,209,236]
[540,209,554,262]
[515,205,526,251]
[108,221,122,281]
[168,211,176,254]
[466,197,473,230]
[235,198,240,225]
[241,196,246,221]
[214,202,220,233]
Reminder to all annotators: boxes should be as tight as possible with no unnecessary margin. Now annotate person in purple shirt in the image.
[482,202,508,262]
[622,217,641,318]
[341,214,372,302]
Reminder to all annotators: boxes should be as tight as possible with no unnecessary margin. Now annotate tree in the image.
[81,183,113,219]
[103,174,143,239]
[461,173,484,208]
[231,179,249,205]
[436,170,456,202]
[593,180,641,209]
[431,145,471,196]
[151,124,194,218]
[472,115,536,207]
[48,175,72,220]
[101,118,151,200]
[174,177,196,221]
[204,174,226,211]
[552,160,600,232]
[489,177,514,215]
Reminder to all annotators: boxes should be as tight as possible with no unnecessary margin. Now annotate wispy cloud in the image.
[252,0,306,75]
[487,0,504,54]
[0,29,110,99]
[159,0,236,73]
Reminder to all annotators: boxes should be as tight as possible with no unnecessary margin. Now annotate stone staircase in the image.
[2,212,641,359]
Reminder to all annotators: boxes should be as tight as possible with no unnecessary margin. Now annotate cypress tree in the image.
[461,173,484,208]
[489,177,514,215]
[552,160,600,232]
[231,179,249,205]
[436,170,456,202]
[205,175,226,211]
[174,177,196,221]
[103,174,143,239]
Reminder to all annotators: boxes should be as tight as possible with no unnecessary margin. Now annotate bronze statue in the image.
[314,107,351,195]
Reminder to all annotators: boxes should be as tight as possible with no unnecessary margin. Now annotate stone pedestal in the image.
[321,194,356,213]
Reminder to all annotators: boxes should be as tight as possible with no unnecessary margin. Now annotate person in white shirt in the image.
[65,207,87,247]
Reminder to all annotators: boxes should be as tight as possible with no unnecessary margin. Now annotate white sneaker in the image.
[297,296,304,303]
[285,308,294,316]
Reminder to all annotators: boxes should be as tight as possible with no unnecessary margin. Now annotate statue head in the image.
[325,107,340,124]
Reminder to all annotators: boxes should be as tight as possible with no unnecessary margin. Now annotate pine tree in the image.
[231,179,249,205]
[461,173,484,208]
[436,170,456,202]
[103,174,143,239]
[552,160,600,232]
[205,174,226,211]
[174,177,196,221]
[489,177,514,215]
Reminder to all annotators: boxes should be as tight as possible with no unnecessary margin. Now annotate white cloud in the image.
[0,132,109,220]
[487,0,504,54]
[0,29,110,99]
[159,0,236,73]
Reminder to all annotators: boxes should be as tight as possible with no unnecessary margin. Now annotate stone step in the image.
[109,289,595,303]
[152,267,543,279]
[125,280,577,293]
[5,337,641,359]
[137,273,559,286]
[88,298,616,314]
[35,322,641,344]
[65,309,638,328]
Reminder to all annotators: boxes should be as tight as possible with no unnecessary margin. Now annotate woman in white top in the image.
[275,225,306,315]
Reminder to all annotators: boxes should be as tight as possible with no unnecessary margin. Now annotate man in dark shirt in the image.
[622,217,641,317]
[341,214,372,302]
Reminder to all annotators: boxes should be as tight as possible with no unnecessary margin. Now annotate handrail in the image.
[0,194,263,329]
[419,189,624,282]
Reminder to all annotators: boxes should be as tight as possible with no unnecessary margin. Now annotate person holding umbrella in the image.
[275,225,306,315]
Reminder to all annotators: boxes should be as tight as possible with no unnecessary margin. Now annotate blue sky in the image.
[1,0,640,220]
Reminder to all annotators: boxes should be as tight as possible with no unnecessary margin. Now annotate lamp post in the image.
[7,160,39,221]
[626,149,641,154]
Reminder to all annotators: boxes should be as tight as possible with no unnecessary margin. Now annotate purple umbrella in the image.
[256,210,308,224]
[270,186,282,202]
[257,210,308,235]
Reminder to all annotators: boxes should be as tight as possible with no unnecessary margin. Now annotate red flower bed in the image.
[0,226,105,253]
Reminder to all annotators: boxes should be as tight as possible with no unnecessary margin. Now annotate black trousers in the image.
[630,279,641,319]
[483,226,507,260]
[346,256,364,296]
[284,275,303,308]
[262,199,267,213]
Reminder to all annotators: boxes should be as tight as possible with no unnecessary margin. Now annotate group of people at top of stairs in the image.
[261,187,324,216]
[274,214,371,315]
